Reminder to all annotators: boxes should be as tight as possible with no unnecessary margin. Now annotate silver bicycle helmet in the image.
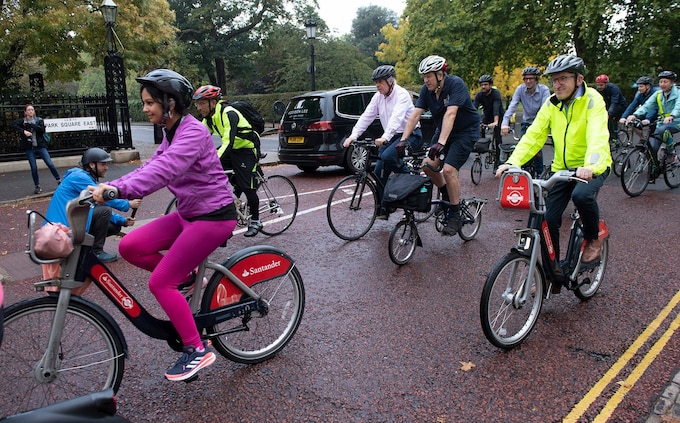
[522,66,541,76]
[371,65,396,81]
[658,70,677,81]
[636,76,653,85]
[418,55,447,75]
[545,55,585,75]
[478,74,493,83]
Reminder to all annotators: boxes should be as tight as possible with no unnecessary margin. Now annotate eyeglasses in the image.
[522,77,537,81]
[549,75,575,86]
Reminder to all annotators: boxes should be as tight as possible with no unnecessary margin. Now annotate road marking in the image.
[563,289,680,422]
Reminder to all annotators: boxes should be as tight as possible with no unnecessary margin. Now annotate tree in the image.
[0,0,178,90]
[169,0,311,92]
[350,6,398,62]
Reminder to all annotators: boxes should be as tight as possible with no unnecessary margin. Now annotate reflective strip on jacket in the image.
[205,101,256,158]
[507,83,612,176]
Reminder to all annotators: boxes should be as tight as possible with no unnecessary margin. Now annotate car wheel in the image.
[345,143,370,174]
[297,165,319,173]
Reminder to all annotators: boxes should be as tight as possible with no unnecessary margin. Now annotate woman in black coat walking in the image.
[10,104,61,194]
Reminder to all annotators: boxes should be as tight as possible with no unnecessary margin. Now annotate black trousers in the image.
[89,206,123,253]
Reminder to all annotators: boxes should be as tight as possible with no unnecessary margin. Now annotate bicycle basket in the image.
[497,169,533,210]
[473,139,491,153]
[383,173,433,212]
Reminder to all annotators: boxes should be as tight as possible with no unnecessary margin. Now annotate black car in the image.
[278,86,435,173]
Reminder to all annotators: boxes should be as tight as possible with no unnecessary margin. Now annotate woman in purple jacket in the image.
[90,69,237,382]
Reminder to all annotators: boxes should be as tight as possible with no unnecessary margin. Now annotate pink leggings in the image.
[119,212,236,349]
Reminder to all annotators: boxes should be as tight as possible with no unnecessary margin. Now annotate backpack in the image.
[226,100,265,136]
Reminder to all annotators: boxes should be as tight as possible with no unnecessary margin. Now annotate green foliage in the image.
[350,6,398,61]
[0,0,178,87]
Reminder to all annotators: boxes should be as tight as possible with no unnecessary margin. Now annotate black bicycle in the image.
[326,139,436,240]
[620,120,680,196]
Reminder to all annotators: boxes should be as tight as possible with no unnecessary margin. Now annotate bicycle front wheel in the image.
[257,175,299,236]
[612,150,628,177]
[204,263,305,364]
[388,220,419,265]
[663,143,680,188]
[326,175,377,240]
[0,297,125,417]
[575,237,608,300]
[480,252,544,349]
[458,199,483,241]
[471,157,482,185]
[621,147,652,197]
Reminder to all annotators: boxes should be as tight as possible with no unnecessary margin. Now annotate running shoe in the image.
[165,340,216,382]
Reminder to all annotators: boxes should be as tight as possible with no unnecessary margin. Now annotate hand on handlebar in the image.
[501,126,510,136]
[88,183,118,204]
[396,140,407,158]
[575,167,595,181]
[343,136,356,148]
[427,143,445,160]
[495,163,511,178]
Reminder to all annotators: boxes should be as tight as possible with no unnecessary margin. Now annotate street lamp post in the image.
[305,19,317,91]
[101,0,132,149]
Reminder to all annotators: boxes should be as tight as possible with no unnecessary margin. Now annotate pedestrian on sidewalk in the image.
[10,104,61,194]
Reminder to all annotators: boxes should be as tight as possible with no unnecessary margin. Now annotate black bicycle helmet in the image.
[658,70,677,81]
[372,65,396,81]
[544,54,585,75]
[81,147,112,167]
[136,69,194,110]
[522,66,541,76]
[478,74,494,83]
[418,55,447,74]
[636,76,653,85]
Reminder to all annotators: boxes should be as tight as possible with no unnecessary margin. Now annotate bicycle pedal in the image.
[183,375,199,384]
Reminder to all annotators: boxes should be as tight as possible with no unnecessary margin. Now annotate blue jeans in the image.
[25,147,60,186]
[374,128,423,203]
[545,168,610,259]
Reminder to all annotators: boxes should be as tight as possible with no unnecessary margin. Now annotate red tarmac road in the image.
[1,158,679,422]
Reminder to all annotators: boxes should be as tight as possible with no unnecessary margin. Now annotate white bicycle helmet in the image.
[418,55,447,75]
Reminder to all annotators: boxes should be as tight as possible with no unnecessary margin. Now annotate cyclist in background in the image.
[474,74,505,172]
[496,55,612,264]
[595,74,628,141]
[343,65,423,219]
[400,55,480,235]
[501,66,551,177]
[91,69,237,382]
[626,71,680,166]
[193,85,262,237]
[619,76,659,131]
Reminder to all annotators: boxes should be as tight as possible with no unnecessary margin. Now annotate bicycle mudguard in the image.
[208,245,296,309]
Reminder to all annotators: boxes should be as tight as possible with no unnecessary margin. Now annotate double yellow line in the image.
[564,289,680,422]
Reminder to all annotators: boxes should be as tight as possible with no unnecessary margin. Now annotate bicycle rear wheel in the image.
[480,252,544,349]
[204,261,305,364]
[458,199,483,241]
[257,174,299,236]
[663,143,680,188]
[388,220,419,265]
[612,150,628,177]
[326,175,377,240]
[471,157,482,185]
[0,297,125,417]
[621,147,652,197]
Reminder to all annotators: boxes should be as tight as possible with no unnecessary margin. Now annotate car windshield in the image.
[285,97,323,120]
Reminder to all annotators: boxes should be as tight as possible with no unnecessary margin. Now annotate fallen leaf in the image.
[616,380,632,389]
[460,361,476,371]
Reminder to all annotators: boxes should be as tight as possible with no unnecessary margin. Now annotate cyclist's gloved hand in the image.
[396,140,408,158]
[427,143,445,160]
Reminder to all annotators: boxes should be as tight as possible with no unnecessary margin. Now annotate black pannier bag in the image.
[383,173,433,212]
